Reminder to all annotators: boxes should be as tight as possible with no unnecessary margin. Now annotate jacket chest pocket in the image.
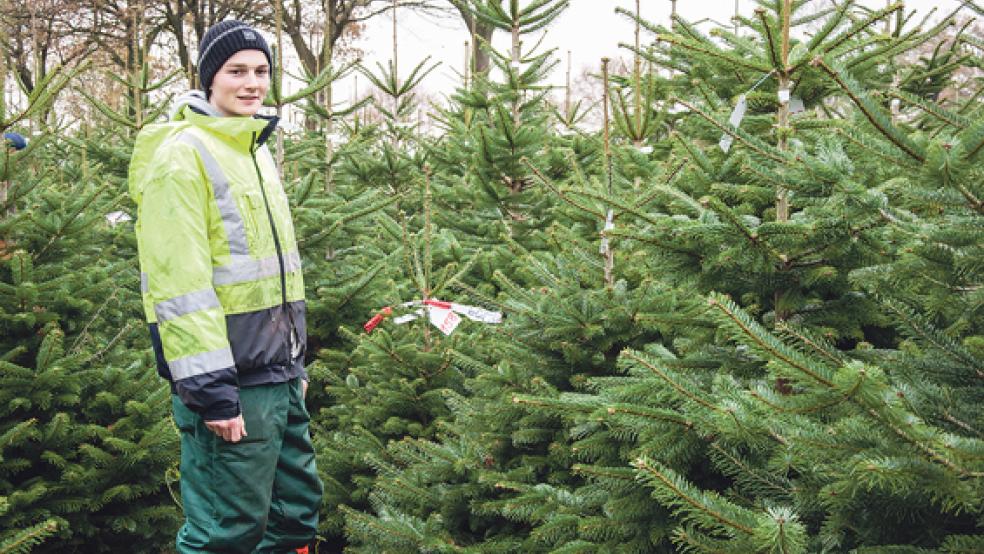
[236,190,274,254]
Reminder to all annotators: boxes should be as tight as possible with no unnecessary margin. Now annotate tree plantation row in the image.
[1,1,982,552]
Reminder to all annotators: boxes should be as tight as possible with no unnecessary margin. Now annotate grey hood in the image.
[169,90,223,120]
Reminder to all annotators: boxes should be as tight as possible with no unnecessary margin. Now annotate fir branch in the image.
[747,386,849,416]
[887,90,968,129]
[521,157,605,219]
[621,350,721,412]
[953,183,984,214]
[813,58,925,163]
[943,412,983,439]
[512,394,596,416]
[296,193,401,246]
[673,132,715,176]
[702,196,787,262]
[336,255,396,312]
[632,457,756,535]
[605,404,695,428]
[879,298,983,375]
[860,403,981,478]
[571,464,637,483]
[563,189,668,228]
[78,321,138,366]
[754,8,783,73]
[674,98,789,164]
[708,442,793,497]
[0,518,59,554]
[820,2,904,58]
[655,33,772,74]
[630,160,690,213]
[68,286,120,355]
[834,127,918,168]
[775,323,847,367]
[34,180,113,259]
[706,294,836,387]
[603,228,700,256]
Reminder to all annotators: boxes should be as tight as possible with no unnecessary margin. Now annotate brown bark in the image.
[450,0,493,74]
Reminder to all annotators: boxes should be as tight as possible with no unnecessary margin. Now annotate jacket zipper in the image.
[249,132,294,364]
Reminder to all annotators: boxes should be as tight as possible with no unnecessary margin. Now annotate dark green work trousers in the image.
[172,377,323,553]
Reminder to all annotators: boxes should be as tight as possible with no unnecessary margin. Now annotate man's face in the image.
[209,50,270,117]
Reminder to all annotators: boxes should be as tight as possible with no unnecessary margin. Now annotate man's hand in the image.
[205,414,247,442]
[302,379,308,398]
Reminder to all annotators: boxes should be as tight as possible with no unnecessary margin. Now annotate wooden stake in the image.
[775,0,792,323]
[392,0,399,78]
[634,0,642,140]
[324,0,335,194]
[422,166,433,351]
[564,50,571,116]
[392,0,400,132]
[464,41,470,88]
[132,1,143,131]
[601,57,614,288]
[275,0,285,178]
[776,0,791,225]
[602,58,612,188]
[511,18,521,126]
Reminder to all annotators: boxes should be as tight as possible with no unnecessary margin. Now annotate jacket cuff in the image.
[173,366,240,421]
[202,399,241,421]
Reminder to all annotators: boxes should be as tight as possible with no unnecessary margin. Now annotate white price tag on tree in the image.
[719,94,747,153]
[428,307,461,335]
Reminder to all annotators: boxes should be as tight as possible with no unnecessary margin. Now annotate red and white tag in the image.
[363,299,501,334]
[428,307,461,335]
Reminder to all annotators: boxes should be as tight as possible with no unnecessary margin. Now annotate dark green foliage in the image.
[0,127,180,551]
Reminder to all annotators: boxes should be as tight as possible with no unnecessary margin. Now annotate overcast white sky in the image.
[336,0,966,102]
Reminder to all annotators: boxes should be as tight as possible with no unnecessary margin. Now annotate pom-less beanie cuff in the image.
[198,20,273,96]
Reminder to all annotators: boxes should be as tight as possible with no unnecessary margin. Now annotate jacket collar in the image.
[171,91,279,149]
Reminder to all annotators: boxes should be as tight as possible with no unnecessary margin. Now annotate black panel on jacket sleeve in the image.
[147,323,172,381]
[174,367,241,421]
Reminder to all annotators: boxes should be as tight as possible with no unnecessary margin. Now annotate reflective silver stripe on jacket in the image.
[140,272,149,293]
[168,347,236,380]
[212,251,302,287]
[154,288,221,322]
[177,132,251,257]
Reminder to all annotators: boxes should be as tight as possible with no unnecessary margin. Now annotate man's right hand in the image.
[205,414,247,442]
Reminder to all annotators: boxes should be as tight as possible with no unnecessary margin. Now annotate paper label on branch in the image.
[719,94,747,153]
[778,87,791,103]
[105,211,132,227]
[637,145,653,154]
[428,307,461,335]
[451,303,502,324]
[423,299,502,324]
[393,310,423,325]
[789,95,805,114]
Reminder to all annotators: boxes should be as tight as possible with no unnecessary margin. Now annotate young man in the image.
[129,21,322,553]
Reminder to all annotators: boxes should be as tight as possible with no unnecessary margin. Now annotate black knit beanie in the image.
[198,20,273,96]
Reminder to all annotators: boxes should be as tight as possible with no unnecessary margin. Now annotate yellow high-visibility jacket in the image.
[130,96,305,421]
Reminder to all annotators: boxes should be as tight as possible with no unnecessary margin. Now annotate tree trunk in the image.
[452,2,494,74]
